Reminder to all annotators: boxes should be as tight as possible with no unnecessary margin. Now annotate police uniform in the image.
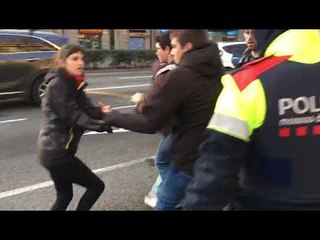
[183,30,320,210]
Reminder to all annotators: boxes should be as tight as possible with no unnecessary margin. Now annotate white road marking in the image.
[84,128,130,135]
[117,75,152,79]
[93,157,154,174]
[113,105,135,110]
[0,118,28,124]
[86,84,150,91]
[0,156,155,200]
[0,105,135,126]
[86,71,151,76]
[84,105,135,135]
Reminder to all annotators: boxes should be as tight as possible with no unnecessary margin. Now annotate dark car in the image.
[0,29,69,47]
[0,31,68,105]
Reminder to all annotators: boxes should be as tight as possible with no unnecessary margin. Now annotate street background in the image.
[0,69,160,210]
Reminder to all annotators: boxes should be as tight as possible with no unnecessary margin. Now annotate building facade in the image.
[43,29,242,50]
[43,29,160,50]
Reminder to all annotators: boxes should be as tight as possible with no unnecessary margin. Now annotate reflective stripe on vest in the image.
[207,74,266,141]
[208,113,249,141]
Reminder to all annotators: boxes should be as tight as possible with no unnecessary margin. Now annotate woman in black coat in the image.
[37,44,112,211]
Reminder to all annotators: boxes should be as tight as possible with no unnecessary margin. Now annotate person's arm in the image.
[78,90,104,120]
[103,110,158,133]
[183,74,266,210]
[48,82,110,132]
[102,70,188,134]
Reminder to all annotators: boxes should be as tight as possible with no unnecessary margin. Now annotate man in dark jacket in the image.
[183,29,320,210]
[101,30,223,210]
[237,29,260,67]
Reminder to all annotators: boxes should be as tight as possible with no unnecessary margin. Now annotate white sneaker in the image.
[144,195,158,208]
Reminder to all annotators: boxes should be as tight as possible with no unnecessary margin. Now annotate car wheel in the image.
[31,73,49,106]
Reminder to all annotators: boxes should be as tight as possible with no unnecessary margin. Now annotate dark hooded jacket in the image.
[103,43,224,175]
[237,48,259,67]
[253,29,288,55]
[37,68,110,168]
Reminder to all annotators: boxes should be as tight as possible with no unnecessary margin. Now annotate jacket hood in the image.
[180,43,223,77]
[253,29,288,57]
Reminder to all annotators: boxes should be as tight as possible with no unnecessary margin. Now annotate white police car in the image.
[217,41,246,70]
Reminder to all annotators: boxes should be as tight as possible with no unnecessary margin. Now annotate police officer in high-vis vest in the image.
[183,29,320,210]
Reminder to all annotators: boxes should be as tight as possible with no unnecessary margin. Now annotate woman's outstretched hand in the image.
[99,101,112,113]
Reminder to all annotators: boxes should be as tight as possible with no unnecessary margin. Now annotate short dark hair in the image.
[156,31,172,50]
[57,44,84,61]
[170,30,208,49]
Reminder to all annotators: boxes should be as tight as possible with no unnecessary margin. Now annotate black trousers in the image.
[47,157,105,211]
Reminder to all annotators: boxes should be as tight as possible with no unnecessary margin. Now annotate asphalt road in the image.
[0,69,162,210]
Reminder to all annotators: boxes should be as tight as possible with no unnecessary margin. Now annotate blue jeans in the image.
[155,134,172,180]
[155,134,172,196]
[155,163,192,210]
[145,135,172,201]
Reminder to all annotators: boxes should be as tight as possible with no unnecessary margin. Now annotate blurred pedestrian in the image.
[37,44,112,211]
[150,35,170,81]
[131,31,177,208]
